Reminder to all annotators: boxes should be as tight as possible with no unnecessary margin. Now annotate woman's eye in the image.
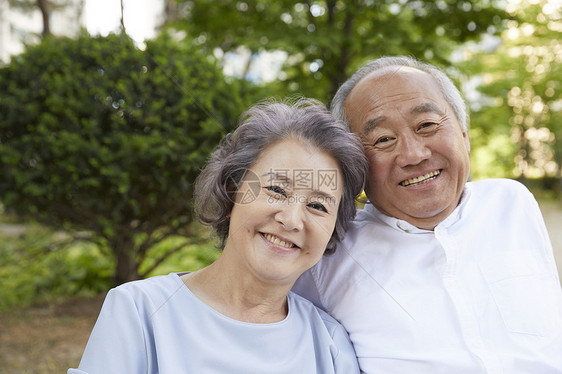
[265,185,287,197]
[308,202,327,212]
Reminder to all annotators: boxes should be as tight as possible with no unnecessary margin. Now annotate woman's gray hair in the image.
[195,97,367,254]
[331,56,469,132]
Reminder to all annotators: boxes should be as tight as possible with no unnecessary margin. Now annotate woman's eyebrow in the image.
[261,171,292,186]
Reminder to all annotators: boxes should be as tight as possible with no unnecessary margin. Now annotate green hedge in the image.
[0,32,244,284]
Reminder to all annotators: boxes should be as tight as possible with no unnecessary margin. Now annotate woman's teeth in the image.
[263,233,295,248]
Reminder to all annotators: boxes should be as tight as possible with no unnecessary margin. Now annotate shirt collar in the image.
[364,184,471,233]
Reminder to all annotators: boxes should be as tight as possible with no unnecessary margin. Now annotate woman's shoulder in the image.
[110,273,186,314]
[288,291,359,372]
[115,272,180,293]
[288,291,343,333]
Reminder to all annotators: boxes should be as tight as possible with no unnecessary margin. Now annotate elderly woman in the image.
[69,98,367,374]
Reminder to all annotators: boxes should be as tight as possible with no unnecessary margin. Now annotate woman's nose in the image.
[275,201,304,231]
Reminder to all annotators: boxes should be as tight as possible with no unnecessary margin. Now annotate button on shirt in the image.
[294,178,562,373]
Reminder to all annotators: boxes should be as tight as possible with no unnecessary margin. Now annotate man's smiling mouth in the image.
[400,170,441,187]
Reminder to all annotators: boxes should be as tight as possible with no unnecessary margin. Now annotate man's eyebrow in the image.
[363,116,386,135]
[411,101,444,115]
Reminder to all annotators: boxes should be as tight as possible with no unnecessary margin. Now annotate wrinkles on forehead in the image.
[361,101,446,136]
[344,67,405,126]
[346,68,437,127]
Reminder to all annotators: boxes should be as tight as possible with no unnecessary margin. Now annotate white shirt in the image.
[69,273,359,374]
[294,178,562,373]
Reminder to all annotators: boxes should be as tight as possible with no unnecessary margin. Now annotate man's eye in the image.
[265,185,287,197]
[418,122,437,130]
[374,136,392,145]
[308,202,327,212]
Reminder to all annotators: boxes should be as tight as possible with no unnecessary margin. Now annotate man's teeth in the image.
[400,170,441,186]
[263,233,295,248]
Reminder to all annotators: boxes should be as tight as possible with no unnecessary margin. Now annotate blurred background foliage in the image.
[460,0,562,186]
[0,0,560,310]
[0,32,250,289]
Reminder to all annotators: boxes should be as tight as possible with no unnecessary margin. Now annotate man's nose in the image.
[275,200,305,231]
[395,136,431,167]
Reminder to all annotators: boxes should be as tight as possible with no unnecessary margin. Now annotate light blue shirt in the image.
[69,273,359,374]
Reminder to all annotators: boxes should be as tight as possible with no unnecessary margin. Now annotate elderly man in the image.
[294,56,562,373]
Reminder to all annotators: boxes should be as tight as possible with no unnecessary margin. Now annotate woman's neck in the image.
[181,257,291,324]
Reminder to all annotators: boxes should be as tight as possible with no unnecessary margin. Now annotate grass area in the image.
[0,294,105,374]
[0,213,221,373]
[0,211,222,373]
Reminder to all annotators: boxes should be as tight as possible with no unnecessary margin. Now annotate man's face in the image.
[345,67,471,230]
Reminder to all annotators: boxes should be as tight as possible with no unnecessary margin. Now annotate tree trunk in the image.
[120,0,126,33]
[112,237,140,285]
[36,0,50,36]
[75,0,86,32]
[327,3,354,101]
[329,5,354,100]
[163,0,177,25]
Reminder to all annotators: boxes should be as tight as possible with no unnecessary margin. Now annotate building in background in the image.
[0,0,167,64]
[0,0,85,63]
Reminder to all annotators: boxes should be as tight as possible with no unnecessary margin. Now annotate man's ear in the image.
[463,131,471,153]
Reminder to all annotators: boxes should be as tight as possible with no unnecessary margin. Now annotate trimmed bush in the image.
[0,32,244,284]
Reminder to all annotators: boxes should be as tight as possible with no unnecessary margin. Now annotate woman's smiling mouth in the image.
[262,233,297,248]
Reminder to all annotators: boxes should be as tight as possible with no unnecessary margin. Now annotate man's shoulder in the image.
[348,204,387,233]
[467,178,533,200]
[469,177,525,189]
[306,210,389,285]
[354,203,378,223]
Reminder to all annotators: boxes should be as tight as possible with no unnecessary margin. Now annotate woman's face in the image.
[225,139,343,285]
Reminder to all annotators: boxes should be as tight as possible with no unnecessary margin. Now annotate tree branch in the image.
[139,238,206,278]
